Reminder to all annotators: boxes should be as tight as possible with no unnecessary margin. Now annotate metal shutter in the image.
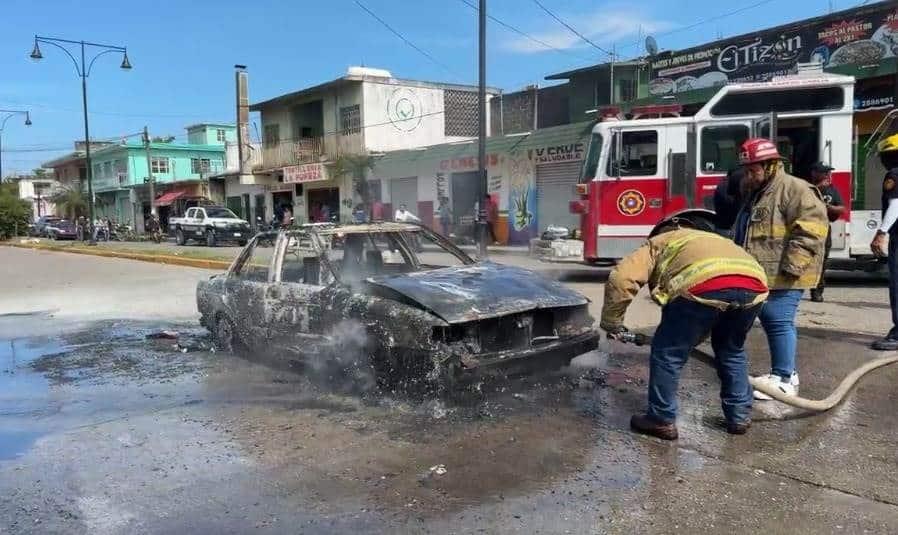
[536,161,581,232]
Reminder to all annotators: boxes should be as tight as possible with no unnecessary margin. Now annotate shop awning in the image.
[154,188,188,207]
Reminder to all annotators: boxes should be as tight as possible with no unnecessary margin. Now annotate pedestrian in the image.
[394,203,419,223]
[732,138,828,399]
[483,194,498,244]
[281,204,293,228]
[601,213,768,439]
[806,162,846,302]
[353,204,368,223]
[870,134,898,350]
[712,167,745,232]
[320,203,331,222]
[438,197,453,237]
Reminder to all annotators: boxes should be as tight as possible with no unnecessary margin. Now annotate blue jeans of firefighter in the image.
[648,289,762,425]
[757,289,803,380]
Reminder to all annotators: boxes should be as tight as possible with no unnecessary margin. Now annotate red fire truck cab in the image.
[571,71,879,265]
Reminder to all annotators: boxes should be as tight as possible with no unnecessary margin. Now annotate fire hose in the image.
[615,332,898,412]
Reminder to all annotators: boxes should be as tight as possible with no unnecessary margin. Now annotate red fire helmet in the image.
[739,138,781,165]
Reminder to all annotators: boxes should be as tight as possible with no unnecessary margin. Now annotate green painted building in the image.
[88,123,234,227]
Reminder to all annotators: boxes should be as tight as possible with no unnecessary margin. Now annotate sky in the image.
[0,0,871,174]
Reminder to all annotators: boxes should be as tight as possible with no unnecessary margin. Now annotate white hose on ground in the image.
[691,347,898,412]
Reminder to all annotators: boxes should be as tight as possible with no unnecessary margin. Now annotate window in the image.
[340,105,361,136]
[102,161,112,178]
[618,79,636,103]
[204,207,238,218]
[191,158,212,174]
[232,241,269,282]
[216,129,226,142]
[280,233,325,285]
[151,157,169,174]
[186,208,196,218]
[580,133,603,182]
[700,125,749,173]
[264,124,280,147]
[711,87,844,116]
[607,130,658,177]
[444,89,479,137]
[92,164,100,178]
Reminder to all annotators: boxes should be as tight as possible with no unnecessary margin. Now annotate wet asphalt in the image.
[1,247,897,534]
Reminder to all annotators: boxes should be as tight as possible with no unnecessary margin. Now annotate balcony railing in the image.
[257,138,323,170]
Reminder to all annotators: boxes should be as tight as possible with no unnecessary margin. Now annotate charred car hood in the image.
[365,262,588,324]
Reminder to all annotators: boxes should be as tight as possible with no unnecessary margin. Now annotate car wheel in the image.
[176,229,186,246]
[237,239,247,247]
[213,315,237,352]
[51,231,58,241]
[206,230,217,247]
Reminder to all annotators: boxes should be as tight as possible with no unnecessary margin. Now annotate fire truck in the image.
[569,69,883,266]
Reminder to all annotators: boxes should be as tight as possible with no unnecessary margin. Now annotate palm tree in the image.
[51,185,87,220]
[330,153,376,212]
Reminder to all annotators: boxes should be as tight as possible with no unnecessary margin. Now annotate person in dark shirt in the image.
[712,167,745,232]
[807,162,846,302]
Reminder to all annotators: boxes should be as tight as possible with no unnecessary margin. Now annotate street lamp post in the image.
[0,109,32,181]
[30,35,131,245]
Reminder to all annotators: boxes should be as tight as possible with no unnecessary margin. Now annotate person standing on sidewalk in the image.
[870,134,898,350]
[732,138,828,400]
[601,213,768,440]
[806,162,846,302]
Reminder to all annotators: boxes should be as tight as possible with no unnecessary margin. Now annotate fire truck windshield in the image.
[580,133,602,183]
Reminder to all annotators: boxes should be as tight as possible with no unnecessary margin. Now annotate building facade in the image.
[14,174,57,220]
[224,67,499,226]
[369,122,594,245]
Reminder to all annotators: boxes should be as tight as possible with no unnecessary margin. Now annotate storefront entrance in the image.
[272,191,294,224]
[307,187,339,223]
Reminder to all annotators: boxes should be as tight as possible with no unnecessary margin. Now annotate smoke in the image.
[303,318,378,394]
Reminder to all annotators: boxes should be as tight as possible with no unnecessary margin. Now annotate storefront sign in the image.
[528,142,585,165]
[649,3,898,95]
[262,182,294,193]
[439,153,500,171]
[283,163,327,184]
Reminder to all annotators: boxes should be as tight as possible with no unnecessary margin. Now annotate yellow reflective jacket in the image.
[600,229,768,331]
[740,167,828,289]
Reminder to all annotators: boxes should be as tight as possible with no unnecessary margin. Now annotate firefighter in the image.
[601,213,769,440]
[806,162,846,302]
[870,134,898,351]
[732,138,828,400]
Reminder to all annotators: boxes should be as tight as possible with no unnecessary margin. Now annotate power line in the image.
[456,0,594,62]
[530,0,613,56]
[617,0,778,52]
[353,1,460,78]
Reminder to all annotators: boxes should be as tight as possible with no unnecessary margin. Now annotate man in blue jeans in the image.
[602,213,768,440]
[732,139,828,399]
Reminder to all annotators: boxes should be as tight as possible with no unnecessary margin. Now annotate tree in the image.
[32,168,48,178]
[151,136,175,143]
[50,185,87,220]
[0,182,32,239]
[329,153,376,213]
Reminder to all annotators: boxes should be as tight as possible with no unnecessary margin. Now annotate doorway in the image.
[774,118,820,181]
[272,191,293,224]
[308,187,340,223]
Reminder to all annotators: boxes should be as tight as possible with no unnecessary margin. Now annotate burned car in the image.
[197,223,598,387]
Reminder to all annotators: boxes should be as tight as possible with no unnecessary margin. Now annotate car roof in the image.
[298,222,424,236]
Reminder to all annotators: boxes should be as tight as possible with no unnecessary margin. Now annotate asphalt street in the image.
[1,247,897,534]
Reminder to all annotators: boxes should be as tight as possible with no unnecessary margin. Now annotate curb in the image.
[3,242,231,271]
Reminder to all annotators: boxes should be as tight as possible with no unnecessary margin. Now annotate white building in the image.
[15,174,58,220]
[223,67,498,225]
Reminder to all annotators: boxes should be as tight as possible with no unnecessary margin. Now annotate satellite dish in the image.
[645,35,658,56]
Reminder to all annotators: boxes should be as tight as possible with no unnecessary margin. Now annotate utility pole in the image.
[143,126,156,216]
[477,0,489,259]
[609,44,616,106]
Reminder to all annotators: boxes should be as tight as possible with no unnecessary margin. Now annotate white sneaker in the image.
[753,373,799,401]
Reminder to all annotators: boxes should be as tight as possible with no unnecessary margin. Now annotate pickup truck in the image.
[169,206,251,247]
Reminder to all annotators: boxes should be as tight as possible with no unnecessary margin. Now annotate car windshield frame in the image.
[205,207,240,219]
[278,224,476,286]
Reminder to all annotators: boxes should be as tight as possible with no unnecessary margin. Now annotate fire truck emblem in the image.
[617,189,646,216]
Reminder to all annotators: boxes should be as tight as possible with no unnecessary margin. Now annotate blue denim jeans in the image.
[648,289,762,425]
[757,289,803,379]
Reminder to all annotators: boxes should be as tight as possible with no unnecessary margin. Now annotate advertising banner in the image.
[649,3,898,96]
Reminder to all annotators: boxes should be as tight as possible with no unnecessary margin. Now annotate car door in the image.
[265,231,332,362]
[222,236,276,350]
[191,208,207,239]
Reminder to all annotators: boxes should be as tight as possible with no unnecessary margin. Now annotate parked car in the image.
[45,219,78,240]
[196,223,599,389]
[169,206,250,247]
[31,216,62,237]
